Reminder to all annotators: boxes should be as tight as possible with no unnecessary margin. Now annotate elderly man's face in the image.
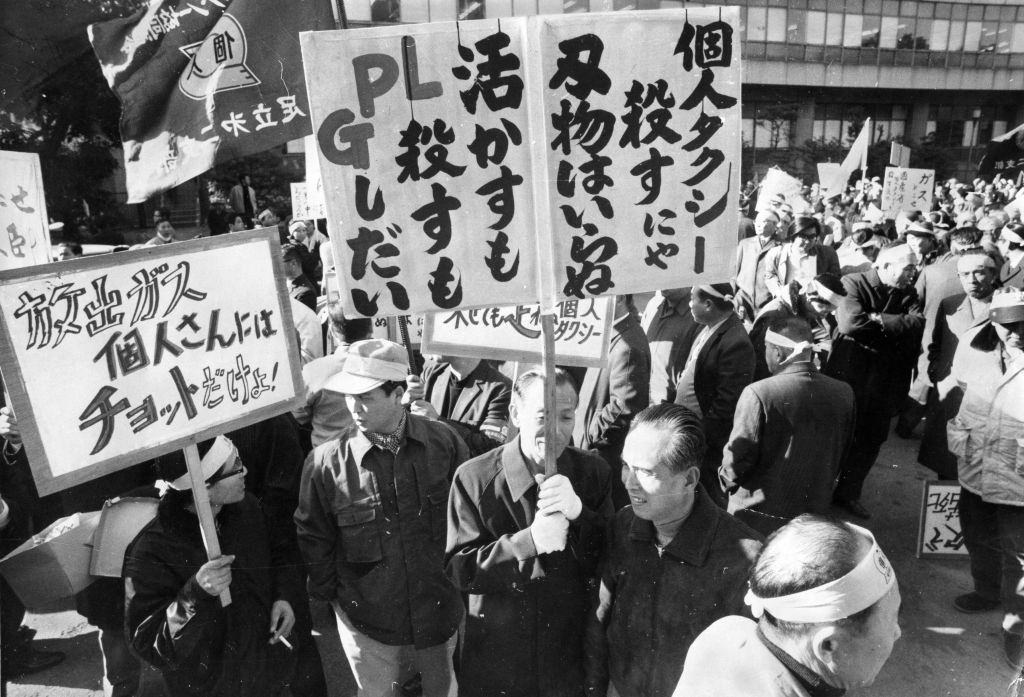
[620,425,697,526]
[754,213,778,241]
[511,379,577,468]
[830,584,902,688]
[878,262,916,289]
[956,257,996,299]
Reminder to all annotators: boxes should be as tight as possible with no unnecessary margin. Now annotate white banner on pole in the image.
[0,151,56,269]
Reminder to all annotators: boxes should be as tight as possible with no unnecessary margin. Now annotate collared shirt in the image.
[786,246,818,287]
[642,294,701,404]
[589,488,762,697]
[676,316,729,416]
[756,627,846,697]
[295,414,468,648]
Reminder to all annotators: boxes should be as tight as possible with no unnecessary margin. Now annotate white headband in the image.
[765,329,813,368]
[746,524,896,623]
[167,436,239,491]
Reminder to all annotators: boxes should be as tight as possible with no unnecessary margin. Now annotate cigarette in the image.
[278,635,293,650]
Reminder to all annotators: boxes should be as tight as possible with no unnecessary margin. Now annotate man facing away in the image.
[295,339,469,697]
[446,368,614,697]
[585,404,761,697]
[676,515,902,697]
[721,316,855,535]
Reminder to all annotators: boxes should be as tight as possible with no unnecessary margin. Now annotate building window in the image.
[767,7,788,42]
[747,6,768,41]
[746,102,798,149]
[862,14,881,47]
[805,10,826,44]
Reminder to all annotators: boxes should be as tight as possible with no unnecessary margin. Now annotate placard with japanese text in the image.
[0,228,303,495]
[303,20,539,317]
[421,296,612,367]
[301,8,741,316]
[0,151,54,270]
[881,166,935,219]
[917,481,968,559]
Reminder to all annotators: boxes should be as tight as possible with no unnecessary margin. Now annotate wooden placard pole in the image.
[540,313,558,477]
[183,443,232,607]
[397,315,417,374]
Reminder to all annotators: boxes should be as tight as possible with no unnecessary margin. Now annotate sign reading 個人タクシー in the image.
[301,8,741,317]
[0,228,303,495]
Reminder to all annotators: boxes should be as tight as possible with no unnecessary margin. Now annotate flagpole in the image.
[860,117,871,192]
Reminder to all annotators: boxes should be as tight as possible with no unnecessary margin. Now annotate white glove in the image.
[530,511,568,555]
[537,474,583,521]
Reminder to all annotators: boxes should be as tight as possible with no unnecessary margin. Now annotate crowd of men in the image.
[0,171,1023,696]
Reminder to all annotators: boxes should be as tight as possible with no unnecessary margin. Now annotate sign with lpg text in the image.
[301,8,741,317]
[0,229,303,495]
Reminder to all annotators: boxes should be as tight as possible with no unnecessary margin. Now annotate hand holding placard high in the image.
[195,555,234,597]
[537,473,583,521]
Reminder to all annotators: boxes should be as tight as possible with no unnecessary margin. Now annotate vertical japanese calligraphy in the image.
[0,229,303,495]
[302,21,538,318]
[534,9,740,305]
[881,167,936,219]
[0,151,55,270]
[301,9,740,317]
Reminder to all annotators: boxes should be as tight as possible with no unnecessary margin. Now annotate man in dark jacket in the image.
[446,368,614,697]
[282,243,318,312]
[673,283,755,504]
[573,295,651,509]
[640,288,701,405]
[407,355,512,458]
[721,317,855,535]
[585,404,761,697]
[295,339,468,697]
[125,436,302,697]
[825,245,924,519]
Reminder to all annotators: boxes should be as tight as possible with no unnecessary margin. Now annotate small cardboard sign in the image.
[421,296,613,368]
[881,167,935,219]
[917,481,969,559]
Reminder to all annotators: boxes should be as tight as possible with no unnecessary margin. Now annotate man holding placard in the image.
[446,368,613,697]
[295,339,468,697]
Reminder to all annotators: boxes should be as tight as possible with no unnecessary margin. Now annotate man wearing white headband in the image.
[125,435,304,697]
[947,289,1024,666]
[722,317,855,535]
[675,515,901,696]
[824,244,924,520]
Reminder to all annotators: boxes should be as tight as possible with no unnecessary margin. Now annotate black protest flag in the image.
[89,0,333,203]
[977,122,1024,182]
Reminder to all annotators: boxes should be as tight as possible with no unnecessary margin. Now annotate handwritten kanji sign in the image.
[0,151,53,270]
[301,8,741,317]
[302,20,539,317]
[421,296,612,368]
[536,9,740,306]
[291,182,327,220]
[881,166,935,219]
[917,481,968,559]
[0,229,303,495]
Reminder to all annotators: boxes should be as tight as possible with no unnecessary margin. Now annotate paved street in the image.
[7,429,1016,697]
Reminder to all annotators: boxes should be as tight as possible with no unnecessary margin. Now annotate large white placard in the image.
[0,229,303,494]
[302,8,741,316]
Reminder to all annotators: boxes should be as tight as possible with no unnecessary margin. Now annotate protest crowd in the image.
[1,169,1023,697]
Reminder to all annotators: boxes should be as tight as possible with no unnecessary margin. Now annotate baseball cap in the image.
[167,436,239,491]
[990,289,1024,325]
[324,339,408,395]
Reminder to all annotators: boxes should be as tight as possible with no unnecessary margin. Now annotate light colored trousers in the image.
[332,602,458,697]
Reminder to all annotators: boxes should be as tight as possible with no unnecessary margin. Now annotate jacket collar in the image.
[350,413,427,465]
[627,487,720,566]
